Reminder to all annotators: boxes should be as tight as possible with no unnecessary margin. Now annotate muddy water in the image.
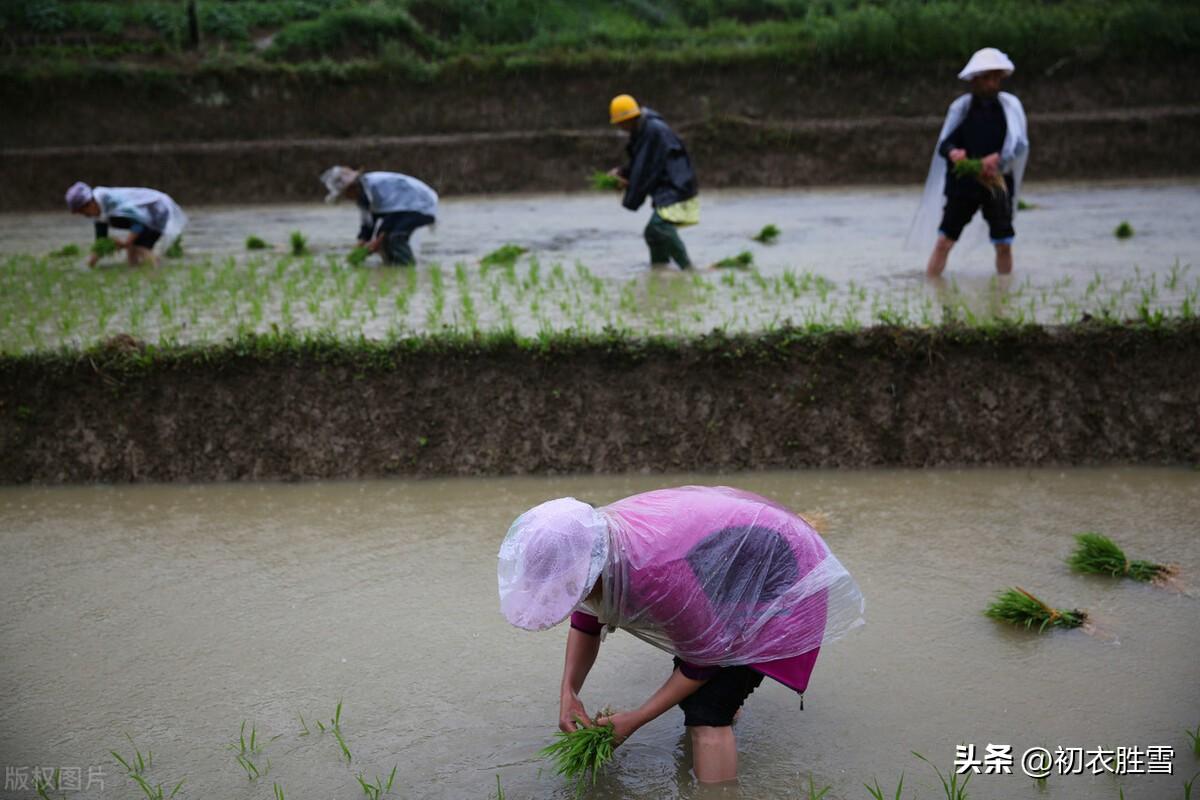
[1,469,1197,800]
[4,180,1199,285]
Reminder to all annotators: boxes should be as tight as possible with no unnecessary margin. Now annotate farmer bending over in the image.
[910,48,1029,279]
[320,167,438,266]
[65,182,188,267]
[498,486,864,784]
[607,95,700,270]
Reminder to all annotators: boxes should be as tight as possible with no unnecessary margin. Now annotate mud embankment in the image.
[4,61,1199,210]
[2,324,1197,484]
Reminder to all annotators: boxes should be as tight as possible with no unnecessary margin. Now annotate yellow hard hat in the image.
[609,94,641,124]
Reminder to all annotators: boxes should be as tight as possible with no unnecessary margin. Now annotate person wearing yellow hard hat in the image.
[605,94,699,270]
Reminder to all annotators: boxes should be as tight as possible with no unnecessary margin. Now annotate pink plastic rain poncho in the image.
[498,486,865,691]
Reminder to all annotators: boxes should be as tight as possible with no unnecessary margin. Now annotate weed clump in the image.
[539,719,616,796]
[589,171,622,191]
[246,235,269,250]
[985,587,1086,632]
[1067,532,1175,584]
[752,224,780,244]
[1114,221,1134,239]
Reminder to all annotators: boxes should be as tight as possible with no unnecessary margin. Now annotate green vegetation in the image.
[290,230,309,256]
[1018,199,1038,211]
[589,171,622,191]
[246,235,270,251]
[165,236,185,259]
[347,245,371,266]
[913,752,971,800]
[539,719,616,796]
[5,1,1197,81]
[480,243,527,267]
[50,243,81,258]
[1187,723,1200,756]
[1067,532,1175,583]
[1115,221,1135,239]
[355,766,397,799]
[753,224,780,244]
[985,587,1087,633]
[864,774,904,800]
[91,237,118,258]
[716,250,754,269]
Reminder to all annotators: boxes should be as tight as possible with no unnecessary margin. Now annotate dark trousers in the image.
[377,211,435,266]
[644,211,692,268]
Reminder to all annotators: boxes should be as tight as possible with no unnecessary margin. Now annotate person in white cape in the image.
[908,48,1029,280]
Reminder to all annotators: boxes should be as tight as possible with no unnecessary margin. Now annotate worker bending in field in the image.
[65,182,187,268]
[606,95,700,270]
[320,167,438,266]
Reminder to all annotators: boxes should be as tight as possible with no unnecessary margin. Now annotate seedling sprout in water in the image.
[985,587,1087,633]
[1114,221,1134,239]
[246,235,269,250]
[1067,532,1178,586]
[539,715,617,796]
[290,231,309,256]
[753,224,781,244]
[51,243,81,258]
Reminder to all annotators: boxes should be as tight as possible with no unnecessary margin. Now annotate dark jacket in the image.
[937,95,1008,196]
[620,108,698,211]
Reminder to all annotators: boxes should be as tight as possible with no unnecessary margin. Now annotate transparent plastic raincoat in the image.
[93,186,188,252]
[499,486,865,691]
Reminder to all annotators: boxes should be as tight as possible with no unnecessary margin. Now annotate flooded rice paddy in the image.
[1,181,1199,352]
[1,468,1197,799]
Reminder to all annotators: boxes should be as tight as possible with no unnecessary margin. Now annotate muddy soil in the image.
[2,324,1197,483]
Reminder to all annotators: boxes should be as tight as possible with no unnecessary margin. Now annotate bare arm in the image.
[559,626,601,732]
[599,666,707,744]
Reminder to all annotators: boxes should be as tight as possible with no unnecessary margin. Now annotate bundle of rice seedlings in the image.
[589,171,622,191]
[715,251,754,269]
[538,718,616,796]
[752,224,780,244]
[290,231,308,256]
[246,235,269,250]
[51,243,81,258]
[347,246,370,266]
[985,587,1086,633]
[165,236,185,259]
[953,158,1007,195]
[1114,221,1134,239]
[91,238,118,258]
[481,244,527,267]
[1067,532,1176,584]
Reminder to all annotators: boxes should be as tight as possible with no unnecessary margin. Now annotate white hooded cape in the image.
[906,92,1029,252]
[93,187,189,252]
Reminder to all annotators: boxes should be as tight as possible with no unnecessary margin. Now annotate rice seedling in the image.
[539,717,617,796]
[290,231,309,255]
[91,237,118,258]
[953,158,1006,195]
[1184,771,1199,800]
[481,244,528,268]
[273,783,285,800]
[355,766,397,799]
[985,587,1087,632]
[492,774,505,800]
[715,251,754,270]
[1067,532,1177,584]
[33,769,64,800]
[347,246,371,266]
[752,224,780,244]
[246,235,269,250]
[111,732,152,776]
[1185,723,1200,756]
[589,171,622,190]
[165,237,185,259]
[803,772,831,799]
[868,777,902,800]
[913,751,970,800]
[50,243,81,258]
[128,774,185,800]
[1017,199,1038,211]
[1114,221,1134,239]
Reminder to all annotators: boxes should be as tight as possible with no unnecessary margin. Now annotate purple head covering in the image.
[65,182,93,211]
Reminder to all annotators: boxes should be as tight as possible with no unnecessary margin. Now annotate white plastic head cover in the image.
[320,166,360,204]
[958,47,1015,81]
[498,498,609,631]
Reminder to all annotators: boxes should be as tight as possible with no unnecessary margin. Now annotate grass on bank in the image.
[4,0,1199,81]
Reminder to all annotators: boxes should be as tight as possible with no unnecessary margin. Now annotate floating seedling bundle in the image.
[1067,532,1177,585]
[539,718,616,796]
[752,224,780,244]
[715,251,754,269]
[985,587,1087,633]
[953,158,1007,196]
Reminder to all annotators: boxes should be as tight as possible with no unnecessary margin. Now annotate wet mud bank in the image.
[2,323,1198,484]
[5,107,1199,210]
